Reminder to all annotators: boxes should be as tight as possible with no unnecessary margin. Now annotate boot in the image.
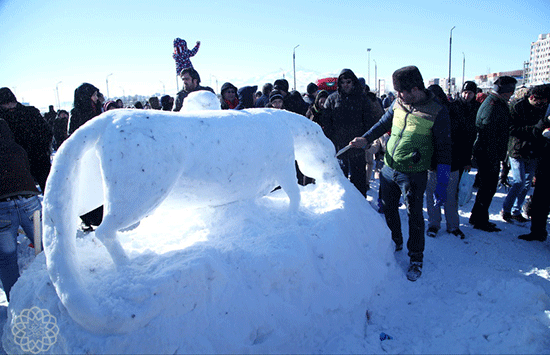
[406,261,422,282]
[518,232,547,242]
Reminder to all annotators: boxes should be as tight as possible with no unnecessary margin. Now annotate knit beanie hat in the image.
[269,90,284,103]
[307,83,318,95]
[392,66,425,92]
[462,81,477,93]
[493,76,517,94]
[273,79,289,93]
[0,87,17,105]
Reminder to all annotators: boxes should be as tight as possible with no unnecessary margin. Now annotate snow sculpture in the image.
[42,97,342,334]
[180,90,222,111]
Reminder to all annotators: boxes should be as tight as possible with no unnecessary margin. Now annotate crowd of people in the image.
[0,63,549,304]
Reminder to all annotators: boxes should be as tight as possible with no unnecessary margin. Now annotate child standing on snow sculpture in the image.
[173,38,200,75]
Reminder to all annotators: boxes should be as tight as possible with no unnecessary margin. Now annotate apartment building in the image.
[527,33,550,85]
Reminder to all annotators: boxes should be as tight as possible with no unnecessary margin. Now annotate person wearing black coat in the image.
[448,81,481,174]
[285,90,309,116]
[469,76,517,232]
[323,69,378,197]
[273,79,309,116]
[255,83,273,108]
[44,105,57,126]
[68,83,104,230]
[518,113,550,242]
[501,85,549,223]
[68,83,102,135]
[0,87,52,192]
[235,85,257,110]
[52,109,69,150]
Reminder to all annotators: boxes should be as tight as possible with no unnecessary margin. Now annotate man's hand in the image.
[498,174,511,189]
[197,41,201,45]
[350,137,370,149]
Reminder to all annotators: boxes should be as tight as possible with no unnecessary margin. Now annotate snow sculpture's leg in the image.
[279,163,301,212]
[94,218,129,268]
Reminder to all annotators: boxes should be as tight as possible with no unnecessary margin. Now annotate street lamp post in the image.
[367,48,371,87]
[293,45,300,91]
[373,59,378,93]
[210,75,219,94]
[448,26,455,95]
[462,52,465,90]
[55,81,62,110]
[106,73,113,99]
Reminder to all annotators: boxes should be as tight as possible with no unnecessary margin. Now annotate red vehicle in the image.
[315,77,338,92]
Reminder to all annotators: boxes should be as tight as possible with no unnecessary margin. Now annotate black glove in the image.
[535,116,550,130]
[498,173,511,189]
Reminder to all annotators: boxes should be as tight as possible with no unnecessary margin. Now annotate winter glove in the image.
[498,173,511,189]
[434,164,450,207]
[535,116,550,131]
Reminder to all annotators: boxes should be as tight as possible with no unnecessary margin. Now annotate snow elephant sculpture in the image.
[42,102,342,333]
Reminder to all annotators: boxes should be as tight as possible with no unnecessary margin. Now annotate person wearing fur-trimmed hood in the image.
[220,82,239,110]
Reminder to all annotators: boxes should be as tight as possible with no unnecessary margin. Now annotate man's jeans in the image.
[0,195,41,301]
[503,157,538,216]
[426,169,460,231]
[380,165,427,263]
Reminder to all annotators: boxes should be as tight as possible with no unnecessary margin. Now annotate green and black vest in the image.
[385,98,443,173]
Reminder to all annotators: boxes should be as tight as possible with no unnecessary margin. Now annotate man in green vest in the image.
[349,66,452,281]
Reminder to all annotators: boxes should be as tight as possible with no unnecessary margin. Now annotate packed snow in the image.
[1,92,549,354]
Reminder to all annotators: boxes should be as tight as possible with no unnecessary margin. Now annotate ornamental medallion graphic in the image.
[11,306,59,354]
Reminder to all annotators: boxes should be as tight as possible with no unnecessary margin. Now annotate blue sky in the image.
[0,0,548,110]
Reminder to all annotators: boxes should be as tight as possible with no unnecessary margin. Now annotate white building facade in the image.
[527,33,550,85]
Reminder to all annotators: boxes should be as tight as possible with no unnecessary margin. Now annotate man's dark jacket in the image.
[473,92,511,163]
[284,90,309,116]
[448,97,480,169]
[507,97,549,160]
[0,103,52,191]
[323,69,377,150]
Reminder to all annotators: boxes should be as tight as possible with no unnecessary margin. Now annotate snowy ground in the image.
[1,174,548,354]
[363,177,550,354]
